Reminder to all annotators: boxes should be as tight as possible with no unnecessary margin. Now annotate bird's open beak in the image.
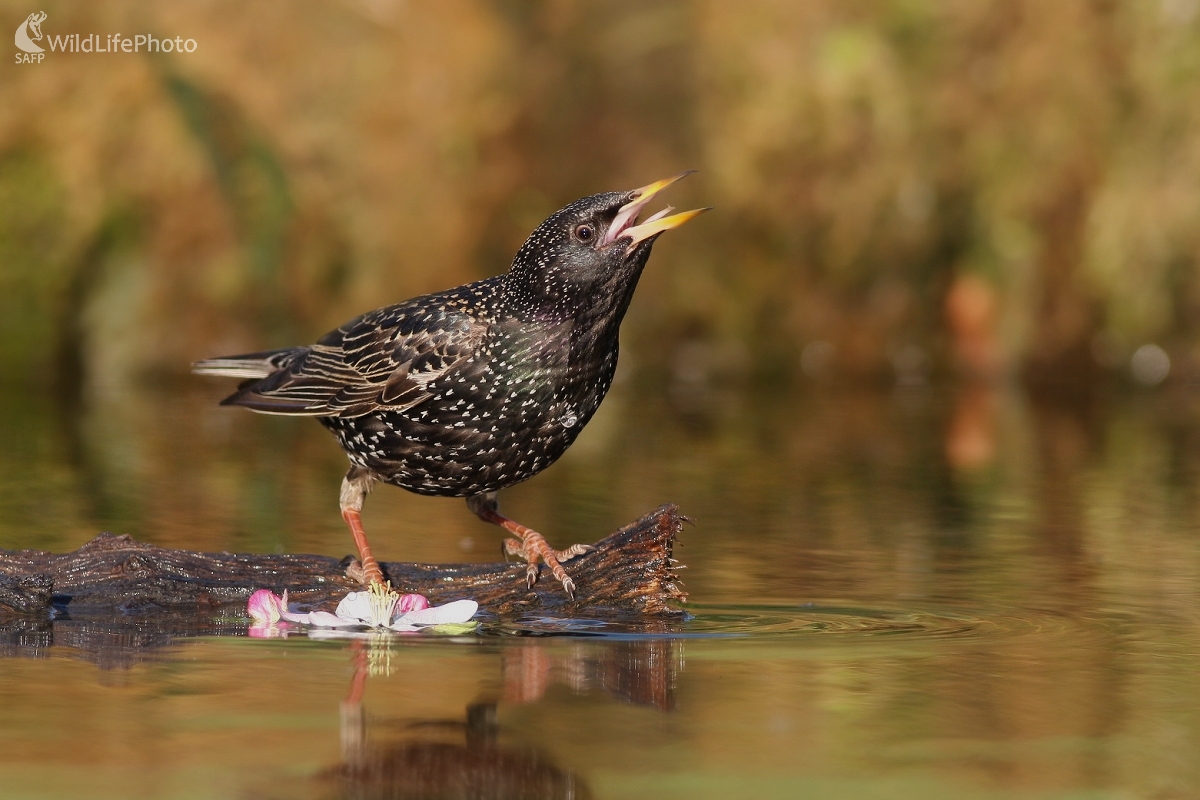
[603,171,710,251]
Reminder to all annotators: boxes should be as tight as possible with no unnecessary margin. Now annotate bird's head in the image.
[504,173,707,323]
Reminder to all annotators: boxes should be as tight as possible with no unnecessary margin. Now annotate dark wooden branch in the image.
[0,505,687,619]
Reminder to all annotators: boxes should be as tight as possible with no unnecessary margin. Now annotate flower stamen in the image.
[366,580,399,628]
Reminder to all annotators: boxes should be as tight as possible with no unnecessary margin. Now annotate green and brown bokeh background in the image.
[6,0,1200,394]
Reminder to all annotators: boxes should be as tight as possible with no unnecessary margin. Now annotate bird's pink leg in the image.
[342,508,384,587]
[341,467,384,586]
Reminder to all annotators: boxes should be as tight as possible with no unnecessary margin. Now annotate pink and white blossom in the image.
[247,587,476,635]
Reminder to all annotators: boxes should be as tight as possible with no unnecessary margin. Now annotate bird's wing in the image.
[216,303,489,417]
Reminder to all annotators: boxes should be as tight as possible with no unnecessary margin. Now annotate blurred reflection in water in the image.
[320,641,587,800]
[311,637,678,800]
[2,377,1200,799]
[327,709,590,800]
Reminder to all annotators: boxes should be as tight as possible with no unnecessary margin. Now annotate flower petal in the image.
[247,589,284,625]
[335,591,374,624]
[305,610,364,628]
[392,599,478,628]
[278,608,315,624]
[396,593,430,613]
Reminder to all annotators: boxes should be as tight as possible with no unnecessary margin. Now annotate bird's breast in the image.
[330,324,617,497]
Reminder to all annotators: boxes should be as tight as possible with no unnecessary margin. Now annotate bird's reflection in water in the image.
[329,699,588,800]
[314,636,681,799]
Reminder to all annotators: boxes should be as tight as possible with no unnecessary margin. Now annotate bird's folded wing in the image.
[218,306,488,417]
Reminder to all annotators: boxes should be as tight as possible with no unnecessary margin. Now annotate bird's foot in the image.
[342,555,388,588]
[344,558,368,585]
[503,534,595,598]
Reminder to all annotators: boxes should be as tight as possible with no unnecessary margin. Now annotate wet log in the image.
[0,505,687,619]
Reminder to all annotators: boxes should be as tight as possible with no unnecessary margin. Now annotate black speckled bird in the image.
[194,174,706,596]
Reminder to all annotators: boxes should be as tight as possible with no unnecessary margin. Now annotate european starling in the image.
[194,174,706,597]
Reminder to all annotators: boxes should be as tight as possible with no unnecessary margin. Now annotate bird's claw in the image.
[520,562,576,598]
[504,533,586,599]
[556,543,595,561]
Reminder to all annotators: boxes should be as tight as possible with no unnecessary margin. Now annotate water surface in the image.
[2,379,1199,799]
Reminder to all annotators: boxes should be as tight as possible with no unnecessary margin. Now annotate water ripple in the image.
[487,602,1086,642]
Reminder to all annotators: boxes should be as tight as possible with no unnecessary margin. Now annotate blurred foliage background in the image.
[5,0,1200,399]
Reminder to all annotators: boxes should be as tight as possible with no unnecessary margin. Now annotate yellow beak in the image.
[603,171,710,249]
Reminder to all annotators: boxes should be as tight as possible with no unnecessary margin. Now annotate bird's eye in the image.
[574,224,595,243]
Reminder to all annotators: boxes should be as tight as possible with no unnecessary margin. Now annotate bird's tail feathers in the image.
[192,348,305,379]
